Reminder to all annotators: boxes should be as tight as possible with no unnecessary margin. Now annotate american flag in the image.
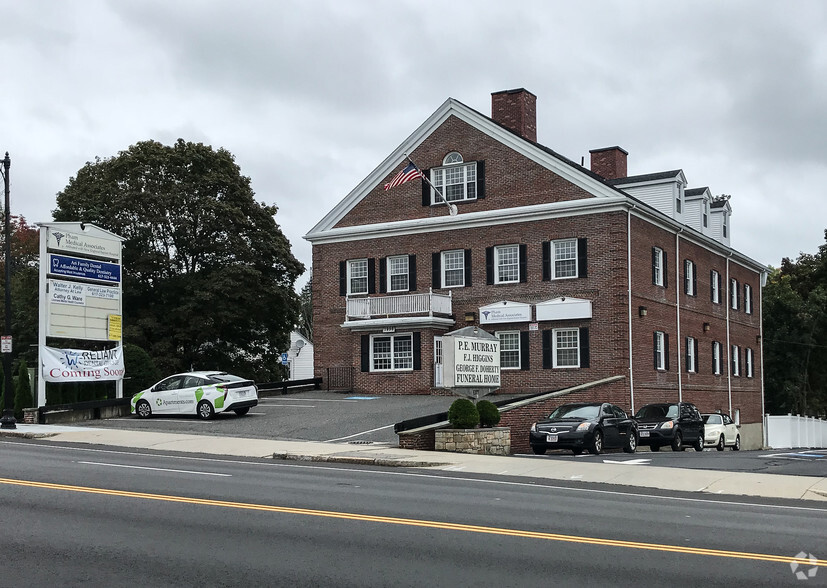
[384,162,423,191]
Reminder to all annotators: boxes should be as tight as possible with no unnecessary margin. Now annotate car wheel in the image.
[135,400,152,419]
[671,431,684,451]
[733,435,741,451]
[651,444,661,452]
[716,435,725,451]
[623,432,637,454]
[692,435,704,452]
[531,446,546,455]
[589,430,603,455]
[233,407,250,416]
[197,400,215,420]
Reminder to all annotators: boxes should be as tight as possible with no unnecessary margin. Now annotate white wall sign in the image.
[479,301,532,324]
[449,336,501,387]
[535,297,593,321]
[48,227,121,261]
[41,345,125,382]
[47,279,121,340]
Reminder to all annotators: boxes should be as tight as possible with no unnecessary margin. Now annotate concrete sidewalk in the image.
[3,424,827,503]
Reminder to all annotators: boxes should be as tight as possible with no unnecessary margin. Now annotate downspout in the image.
[627,205,636,413]
[759,270,767,447]
[726,253,733,416]
[675,229,683,401]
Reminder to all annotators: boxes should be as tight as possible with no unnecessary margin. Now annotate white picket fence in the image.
[764,414,827,449]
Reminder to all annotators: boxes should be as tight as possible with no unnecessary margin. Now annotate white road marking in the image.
[256,404,316,408]
[259,398,358,403]
[77,461,231,477]
[325,424,395,442]
[602,458,652,465]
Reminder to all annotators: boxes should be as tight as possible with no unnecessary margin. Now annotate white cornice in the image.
[342,316,456,332]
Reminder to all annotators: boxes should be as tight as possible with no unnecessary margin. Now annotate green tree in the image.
[297,271,312,342]
[123,343,161,397]
[53,139,304,381]
[0,216,40,368]
[14,359,33,420]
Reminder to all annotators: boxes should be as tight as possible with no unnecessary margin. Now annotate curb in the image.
[272,452,448,468]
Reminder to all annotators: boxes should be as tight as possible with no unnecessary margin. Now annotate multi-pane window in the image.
[497,331,521,369]
[676,194,682,214]
[654,331,666,370]
[744,284,752,314]
[348,259,368,295]
[746,348,754,378]
[431,153,477,203]
[495,245,520,284]
[387,255,409,292]
[731,278,739,310]
[712,341,722,375]
[442,250,465,288]
[723,214,728,238]
[372,334,413,371]
[684,260,696,296]
[554,328,580,368]
[653,247,664,286]
[686,336,696,373]
[551,239,577,279]
[711,270,720,303]
[703,200,709,228]
[731,344,740,376]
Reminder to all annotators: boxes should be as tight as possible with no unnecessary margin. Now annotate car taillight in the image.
[217,385,228,400]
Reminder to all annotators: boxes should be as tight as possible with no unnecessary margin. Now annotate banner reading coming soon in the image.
[41,345,125,382]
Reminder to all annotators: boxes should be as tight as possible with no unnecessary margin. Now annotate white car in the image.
[702,413,741,451]
[131,371,258,420]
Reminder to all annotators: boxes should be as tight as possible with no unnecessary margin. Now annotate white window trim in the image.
[429,160,477,204]
[711,270,720,304]
[684,260,695,296]
[347,258,368,295]
[713,341,722,375]
[653,247,664,286]
[731,344,740,377]
[703,200,709,228]
[441,250,465,289]
[550,238,578,280]
[731,278,739,310]
[496,330,521,370]
[686,336,696,373]
[387,255,409,293]
[494,244,520,284]
[744,284,752,314]
[370,333,414,372]
[553,328,580,369]
[746,348,754,378]
[655,331,666,371]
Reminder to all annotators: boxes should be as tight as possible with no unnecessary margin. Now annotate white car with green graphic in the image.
[131,371,258,419]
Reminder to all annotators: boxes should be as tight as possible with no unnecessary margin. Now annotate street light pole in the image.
[1,151,15,429]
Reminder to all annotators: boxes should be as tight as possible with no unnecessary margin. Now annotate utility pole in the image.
[1,152,15,429]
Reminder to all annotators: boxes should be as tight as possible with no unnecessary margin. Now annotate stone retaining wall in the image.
[435,428,511,455]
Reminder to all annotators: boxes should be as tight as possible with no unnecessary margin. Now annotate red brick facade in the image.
[307,90,765,427]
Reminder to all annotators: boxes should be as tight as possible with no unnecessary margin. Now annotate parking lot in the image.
[77,390,827,478]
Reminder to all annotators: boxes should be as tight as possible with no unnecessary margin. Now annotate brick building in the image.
[305,88,767,445]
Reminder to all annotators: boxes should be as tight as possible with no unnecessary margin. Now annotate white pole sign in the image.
[452,336,501,387]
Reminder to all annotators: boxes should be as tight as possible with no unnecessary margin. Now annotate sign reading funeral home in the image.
[440,326,501,398]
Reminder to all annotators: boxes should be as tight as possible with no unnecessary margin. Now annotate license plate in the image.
[236,390,248,396]
[640,431,649,438]
[546,434,558,443]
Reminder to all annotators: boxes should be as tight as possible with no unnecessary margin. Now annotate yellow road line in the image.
[1,476,823,567]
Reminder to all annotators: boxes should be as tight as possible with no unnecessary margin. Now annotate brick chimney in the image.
[589,146,628,180]
[491,88,537,142]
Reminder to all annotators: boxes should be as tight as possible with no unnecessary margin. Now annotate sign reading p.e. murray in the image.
[451,336,501,387]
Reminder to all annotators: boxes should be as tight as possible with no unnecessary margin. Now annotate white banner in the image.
[41,345,125,382]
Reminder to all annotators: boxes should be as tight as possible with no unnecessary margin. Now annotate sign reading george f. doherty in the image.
[440,326,501,399]
[49,254,121,283]
[41,345,125,382]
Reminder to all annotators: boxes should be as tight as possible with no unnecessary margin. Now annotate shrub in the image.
[14,359,33,420]
[477,399,501,427]
[447,398,479,429]
[124,343,162,397]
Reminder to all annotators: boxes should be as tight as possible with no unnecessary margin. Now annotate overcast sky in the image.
[3,0,826,288]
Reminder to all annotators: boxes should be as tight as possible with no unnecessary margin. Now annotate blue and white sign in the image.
[281,352,289,365]
[49,254,121,283]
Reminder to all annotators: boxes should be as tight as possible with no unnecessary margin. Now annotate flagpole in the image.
[404,154,457,216]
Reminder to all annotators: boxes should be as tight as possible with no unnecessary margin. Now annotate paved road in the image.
[1,441,824,586]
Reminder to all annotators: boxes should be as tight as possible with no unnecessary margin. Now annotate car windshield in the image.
[703,414,723,425]
[635,404,679,419]
[547,405,600,420]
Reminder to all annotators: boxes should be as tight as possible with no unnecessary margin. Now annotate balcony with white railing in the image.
[344,289,455,331]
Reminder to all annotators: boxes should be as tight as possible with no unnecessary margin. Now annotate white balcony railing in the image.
[347,289,452,319]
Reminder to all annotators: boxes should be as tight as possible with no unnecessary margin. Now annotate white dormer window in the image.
[702,199,709,228]
[723,213,728,238]
[430,152,477,203]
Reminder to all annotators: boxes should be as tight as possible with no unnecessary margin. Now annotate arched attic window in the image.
[443,152,463,165]
[428,152,481,204]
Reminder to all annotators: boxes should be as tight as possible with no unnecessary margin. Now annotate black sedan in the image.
[633,402,704,451]
[529,402,638,456]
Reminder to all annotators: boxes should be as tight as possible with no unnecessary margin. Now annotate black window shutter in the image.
[577,238,588,278]
[664,333,670,371]
[542,330,552,369]
[710,270,715,302]
[476,161,485,199]
[519,244,527,283]
[413,332,421,371]
[486,247,494,285]
[520,331,529,370]
[579,328,590,368]
[360,335,370,372]
[718,273,722,300]
[339,261,347,296]
[653,332,659,369]
[736,282,740,309]
[685,337,691,372]
[421,172,431,206]
[379,258,387,293]
[432,252,441,289]
[651,248,657,284]
[663,254,668,289]
[692,262,697,296]
[694,338,700,373]
[408,255,416,292]
[542,242,551,281]
[464,249,472,287]
[367,258,376,294]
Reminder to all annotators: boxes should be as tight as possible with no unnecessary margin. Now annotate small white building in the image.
[284,331,314,380]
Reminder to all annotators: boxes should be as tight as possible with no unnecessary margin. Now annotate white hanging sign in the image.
[41,345,125,382]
